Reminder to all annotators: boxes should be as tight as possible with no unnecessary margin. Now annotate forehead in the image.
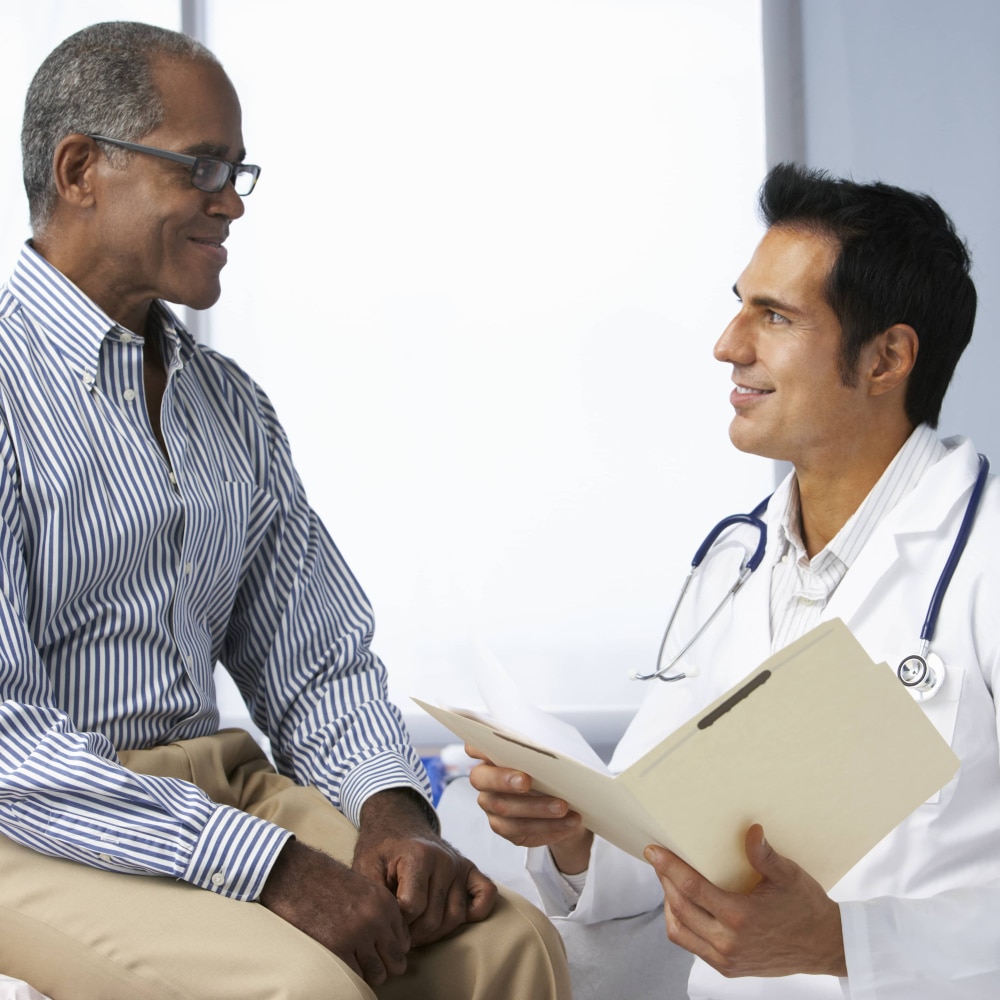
[144,56,244,152]
[739,225,840,305]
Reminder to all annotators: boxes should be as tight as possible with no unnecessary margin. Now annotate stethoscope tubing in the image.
[919,454,990,645]
[639,454,990,688]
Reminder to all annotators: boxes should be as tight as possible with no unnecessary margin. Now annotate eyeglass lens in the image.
[191,158,257,196]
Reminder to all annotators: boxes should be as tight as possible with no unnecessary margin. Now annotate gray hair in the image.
[22,21,219,233]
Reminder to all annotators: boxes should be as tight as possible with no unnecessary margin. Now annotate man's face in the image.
[713,226,869,473]
[88,56,246,327]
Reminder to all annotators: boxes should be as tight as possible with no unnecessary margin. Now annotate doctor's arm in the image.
[645,823,847,978]
[466,747,593,874]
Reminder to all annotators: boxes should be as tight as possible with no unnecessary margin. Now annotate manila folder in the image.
[416,619,959,893]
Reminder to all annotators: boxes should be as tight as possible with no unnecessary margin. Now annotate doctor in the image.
[468,164,1000,998]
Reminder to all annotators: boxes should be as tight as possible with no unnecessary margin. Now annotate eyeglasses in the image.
[88,135,261,196]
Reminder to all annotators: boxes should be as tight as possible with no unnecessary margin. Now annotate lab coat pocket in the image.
[914,665,964,805]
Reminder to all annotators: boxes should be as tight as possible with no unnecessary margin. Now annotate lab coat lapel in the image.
[823,438,980,630]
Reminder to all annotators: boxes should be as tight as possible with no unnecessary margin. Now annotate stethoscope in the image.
[631,454,990,702]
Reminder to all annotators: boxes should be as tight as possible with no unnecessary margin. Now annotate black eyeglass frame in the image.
[88,134,261,196]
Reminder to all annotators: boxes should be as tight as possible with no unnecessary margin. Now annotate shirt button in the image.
[123,388,137,402]
[99,853,113,863]
[211,872,225,887]
[120,332,133,344]
[184,562,193,575]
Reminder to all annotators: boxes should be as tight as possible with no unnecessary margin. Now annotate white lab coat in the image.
[528,436,1000,999]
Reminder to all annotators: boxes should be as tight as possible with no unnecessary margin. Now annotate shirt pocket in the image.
[186,480,280,606]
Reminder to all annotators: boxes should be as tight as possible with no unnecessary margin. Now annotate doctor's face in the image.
[713,226,871,473]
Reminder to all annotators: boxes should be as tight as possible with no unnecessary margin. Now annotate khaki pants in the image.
[0,730,571,1000]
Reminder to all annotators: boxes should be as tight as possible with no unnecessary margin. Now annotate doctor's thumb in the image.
[745,823,783,880]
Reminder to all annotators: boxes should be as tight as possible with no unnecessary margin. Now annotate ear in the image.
[867,323,918,398]
[51,134,103,211]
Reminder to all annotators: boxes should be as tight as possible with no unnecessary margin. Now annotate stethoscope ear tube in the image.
[638,563,754,682]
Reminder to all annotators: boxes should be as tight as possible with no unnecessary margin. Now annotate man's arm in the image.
[0,413,289,899]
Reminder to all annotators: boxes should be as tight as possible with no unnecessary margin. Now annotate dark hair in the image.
[22,21,218,233]
[758,163,976,428]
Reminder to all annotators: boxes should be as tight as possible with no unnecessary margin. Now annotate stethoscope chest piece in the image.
[897,651,945,701]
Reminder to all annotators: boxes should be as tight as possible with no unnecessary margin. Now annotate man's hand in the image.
[353,787,497,947]
[260,838,409,988]
[466,744,593,875]
[644,824,847,979]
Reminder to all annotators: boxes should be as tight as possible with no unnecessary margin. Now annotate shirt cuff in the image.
[839,901,867,998]
[182,803,293,901]
[338,750,435,829]
[525,845,586,916]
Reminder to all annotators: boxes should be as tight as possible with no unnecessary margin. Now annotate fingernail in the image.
[510,774,526,791]
[644,847,656,863]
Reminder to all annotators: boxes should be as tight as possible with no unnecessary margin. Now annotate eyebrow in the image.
[732,282,803,316]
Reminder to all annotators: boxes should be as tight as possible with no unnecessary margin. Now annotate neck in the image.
[32,231,153,335]
[793,424,914,558]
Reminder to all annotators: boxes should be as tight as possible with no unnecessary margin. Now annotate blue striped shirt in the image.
[0,243,431,901]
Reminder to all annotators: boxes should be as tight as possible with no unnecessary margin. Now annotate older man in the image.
[0,21,569,1000]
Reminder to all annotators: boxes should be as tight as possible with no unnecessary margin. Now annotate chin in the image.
[728,425,784,462]
[169,284,223,312]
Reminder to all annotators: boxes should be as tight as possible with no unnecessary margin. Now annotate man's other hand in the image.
[260,838,409,987]
[353,787,497,948]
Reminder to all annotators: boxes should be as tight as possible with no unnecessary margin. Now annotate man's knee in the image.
[377,886,571,1000]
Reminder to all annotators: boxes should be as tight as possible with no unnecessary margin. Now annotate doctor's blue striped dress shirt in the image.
[0,243,430,901]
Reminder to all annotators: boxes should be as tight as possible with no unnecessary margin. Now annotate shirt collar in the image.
[7,242,115,378]
[6,241,195,375]
[774,424,946,571]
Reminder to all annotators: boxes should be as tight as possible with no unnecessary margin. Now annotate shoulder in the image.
[186,343,283,429]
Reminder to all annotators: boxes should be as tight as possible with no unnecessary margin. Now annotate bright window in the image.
[205,1,769,740]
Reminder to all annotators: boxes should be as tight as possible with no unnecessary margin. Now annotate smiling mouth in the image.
[734,385,773,396]
[189,237,228,264]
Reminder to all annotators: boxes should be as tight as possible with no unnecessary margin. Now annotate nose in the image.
[207,179,245,221]
[714,309,754,366]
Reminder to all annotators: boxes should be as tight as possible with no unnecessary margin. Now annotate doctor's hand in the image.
[353,787,497,949]
[644,824,847,979]
[465,743,594,875]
